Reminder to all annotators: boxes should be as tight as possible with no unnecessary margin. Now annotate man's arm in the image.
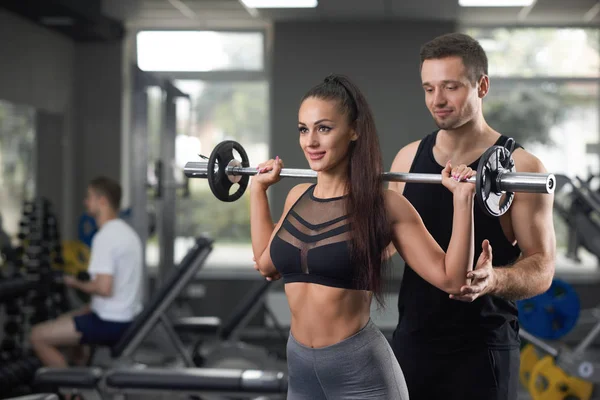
[65,274,113,297]
[388,140,421,194]
[456,149,556,302]
[71,232,117,298]
[492,150,555,300]
[386,141,421,258]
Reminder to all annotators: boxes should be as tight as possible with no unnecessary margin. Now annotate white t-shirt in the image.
[88,219,143,322]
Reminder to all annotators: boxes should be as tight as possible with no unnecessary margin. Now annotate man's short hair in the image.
[89,176,122,211]
[420,32,488,84]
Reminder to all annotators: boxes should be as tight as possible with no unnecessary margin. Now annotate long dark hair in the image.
[301,74,392,306]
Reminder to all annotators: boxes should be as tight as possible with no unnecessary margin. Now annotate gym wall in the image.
[0,9,123,239]
[270,20,456,217]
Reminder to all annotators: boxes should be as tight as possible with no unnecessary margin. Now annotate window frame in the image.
[133,28,270,81]
[133,28,271,274]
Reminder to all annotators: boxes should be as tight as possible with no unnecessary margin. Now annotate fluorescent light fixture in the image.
[240,0,317,8]
[459,0,534,6]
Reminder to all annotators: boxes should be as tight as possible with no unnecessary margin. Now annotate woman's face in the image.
[298,96,357,173]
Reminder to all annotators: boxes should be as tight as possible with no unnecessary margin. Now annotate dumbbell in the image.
[0,338,21,362]
[5,300,21,315]
[4,320,22,336]
[0,357,41,390]
[77,271,90,281]
[29,310,49,325]
[29,293,48,309]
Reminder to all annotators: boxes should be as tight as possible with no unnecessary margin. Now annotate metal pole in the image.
[183,162,556,194]
[519,329,559,357]
[130,67,150,303]
[157,86,177,286]
[574,320,600,354]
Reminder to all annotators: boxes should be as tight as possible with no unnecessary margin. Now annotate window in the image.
[0,100,36,243]
[466,27,600,267]
[465,28,600,78]
[173,80,269,245]
[136,31,264,72]
[135,29,269,270]
[483,81,599,178]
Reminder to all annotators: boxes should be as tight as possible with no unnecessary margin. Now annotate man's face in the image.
[421,56,483,130]
[84,187,101,216]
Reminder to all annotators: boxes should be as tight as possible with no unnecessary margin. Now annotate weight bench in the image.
[33,366,287,399]
[34,367,104,400]
[95,235,215,367]
[33,236,219,397]
[104,367,288,398]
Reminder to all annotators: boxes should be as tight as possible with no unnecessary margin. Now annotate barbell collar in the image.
[497,171,556,194]
[184,162,556,194]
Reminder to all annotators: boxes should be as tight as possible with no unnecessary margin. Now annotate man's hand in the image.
[449,239,497,302]
[253,257,281,281]
[63,275,79,288]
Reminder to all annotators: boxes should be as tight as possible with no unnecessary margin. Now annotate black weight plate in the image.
[207,140,250,202]
[476,145,515,217]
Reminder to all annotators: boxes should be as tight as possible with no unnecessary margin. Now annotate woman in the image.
[250,74,488,399]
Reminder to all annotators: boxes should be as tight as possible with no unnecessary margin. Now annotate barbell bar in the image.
[183,140,556,217]
[184,162,554,194]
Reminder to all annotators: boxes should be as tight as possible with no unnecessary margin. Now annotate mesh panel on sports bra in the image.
[274,186,351,274]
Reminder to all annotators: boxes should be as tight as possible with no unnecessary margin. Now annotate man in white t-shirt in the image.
[30,176,143,369]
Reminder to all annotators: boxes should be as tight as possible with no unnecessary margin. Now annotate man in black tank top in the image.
[388,33,556,400]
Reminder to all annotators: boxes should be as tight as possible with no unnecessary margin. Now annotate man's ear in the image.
[478,75,490,98]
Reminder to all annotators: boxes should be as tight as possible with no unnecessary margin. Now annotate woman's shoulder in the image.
[283,183,313,209]
[383,188,411,222]
[383,188,405,204]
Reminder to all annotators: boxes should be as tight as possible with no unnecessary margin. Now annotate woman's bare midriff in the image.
[285,282,372,348]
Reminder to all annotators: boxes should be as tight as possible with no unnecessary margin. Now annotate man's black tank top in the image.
[392,130,522,353]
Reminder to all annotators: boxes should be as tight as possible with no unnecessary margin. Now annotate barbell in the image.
[183,139,556,217]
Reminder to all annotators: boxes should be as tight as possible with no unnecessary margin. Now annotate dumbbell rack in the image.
[0,200,49,396]
[23,198,70,327]
[0,200,34,364]
[1,198,70,354]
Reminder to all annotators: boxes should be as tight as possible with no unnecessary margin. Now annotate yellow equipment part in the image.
[528,355,593,400]
[58,240,90,276]
[520,343,540,388]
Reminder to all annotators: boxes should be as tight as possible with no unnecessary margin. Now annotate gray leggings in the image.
[286,319,409,399]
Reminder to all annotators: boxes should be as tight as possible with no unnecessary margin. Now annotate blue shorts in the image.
[73,312,131,346]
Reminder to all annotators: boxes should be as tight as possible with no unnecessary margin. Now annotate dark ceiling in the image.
[0,0,125,42]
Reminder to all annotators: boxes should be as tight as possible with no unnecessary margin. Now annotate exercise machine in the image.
[85,235,217,368]
[184,279,288,372]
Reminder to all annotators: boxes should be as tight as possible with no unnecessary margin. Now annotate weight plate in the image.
[207,140,250,202]
[476,145,515,217]
[517,279,580,340]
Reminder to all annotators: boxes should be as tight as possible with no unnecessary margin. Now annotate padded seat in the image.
[34,367,103,389]
[174,316,221,335]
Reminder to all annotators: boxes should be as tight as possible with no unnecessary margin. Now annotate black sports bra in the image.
[269,184,366,290]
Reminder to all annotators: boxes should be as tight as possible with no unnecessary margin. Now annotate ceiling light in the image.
[240,0,317,8]
[459,0,534,6]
